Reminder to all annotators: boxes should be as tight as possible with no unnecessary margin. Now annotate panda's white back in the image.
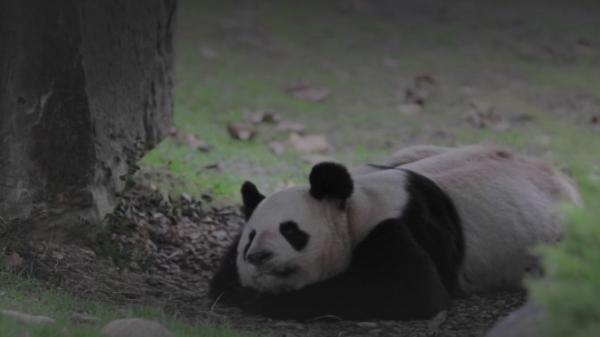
[398,144,578,292]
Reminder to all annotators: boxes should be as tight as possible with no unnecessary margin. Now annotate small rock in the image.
[0,309,55,325]
[101,318,174,337]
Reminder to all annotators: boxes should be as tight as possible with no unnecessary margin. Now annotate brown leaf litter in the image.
[227,122,257,141]
[8,185,526,337]
[465,99,510,131]
[284,81,332,102]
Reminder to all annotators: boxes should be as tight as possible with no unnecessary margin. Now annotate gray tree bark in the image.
[0,0,176,240]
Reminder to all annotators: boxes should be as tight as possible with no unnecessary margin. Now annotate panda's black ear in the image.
[241,181,265,220]
[309,162,354,200]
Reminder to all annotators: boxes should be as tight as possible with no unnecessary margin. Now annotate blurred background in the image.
[143,0,600,202]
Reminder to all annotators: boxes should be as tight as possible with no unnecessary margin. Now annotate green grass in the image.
[530,176,600,337]
[0,260,255,337]
[141,0,600,203]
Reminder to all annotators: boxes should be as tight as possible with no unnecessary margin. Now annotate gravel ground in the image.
[11,186,526,337]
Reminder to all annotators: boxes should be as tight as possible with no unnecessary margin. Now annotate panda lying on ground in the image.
[210,144,581,321]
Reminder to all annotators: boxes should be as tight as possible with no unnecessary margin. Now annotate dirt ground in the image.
[18,186,525,337]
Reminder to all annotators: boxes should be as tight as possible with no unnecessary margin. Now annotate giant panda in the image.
[209,144,581,321]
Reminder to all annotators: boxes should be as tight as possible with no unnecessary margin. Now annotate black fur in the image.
[279,221,309,251]
[242,229,256,261]
[209,218,450,321]
[400,170,465,294]
[241,181,265,220]
[309,162,354,200]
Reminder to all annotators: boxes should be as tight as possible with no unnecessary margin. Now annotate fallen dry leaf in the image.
[275,121,306,134]
[247,111,281,124]
[6,251,24,268]
[403,74,436,106]
[185,134,213,152]
[591,115,599,126]
[204,163,221,170]
[284,81,332,102]
[288,133,331,154]
[465,99,510,131]
[267,140,287,155]
[405,88,429,105]
[226,122,256,141]
[398,102,423,115]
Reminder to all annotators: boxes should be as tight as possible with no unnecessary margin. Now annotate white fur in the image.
[396,144,580,291]
[237,144,581,294]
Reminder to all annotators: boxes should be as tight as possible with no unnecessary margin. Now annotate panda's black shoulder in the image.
[386,169,465,293]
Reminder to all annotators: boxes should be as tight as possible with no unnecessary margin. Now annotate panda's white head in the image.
[236,162,355,294]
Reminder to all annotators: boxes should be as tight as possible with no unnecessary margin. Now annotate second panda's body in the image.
[210,144,580,321]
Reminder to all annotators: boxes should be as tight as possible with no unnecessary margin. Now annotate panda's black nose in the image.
[246,250,273,266]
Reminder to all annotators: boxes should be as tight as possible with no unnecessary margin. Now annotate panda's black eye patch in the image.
[279,221,309,251]
[243,229,256,261]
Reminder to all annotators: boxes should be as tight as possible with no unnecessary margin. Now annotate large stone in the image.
[0,0,176,240]
[485,300,546,337]
[101,318,174,337]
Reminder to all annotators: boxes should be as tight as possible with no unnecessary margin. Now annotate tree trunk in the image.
[0,0,176,241]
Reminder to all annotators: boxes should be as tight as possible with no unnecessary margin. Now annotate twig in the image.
[209,292,225,313]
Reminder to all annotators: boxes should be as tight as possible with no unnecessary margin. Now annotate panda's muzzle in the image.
[246,250,273,266]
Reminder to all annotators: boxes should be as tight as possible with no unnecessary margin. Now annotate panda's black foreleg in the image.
[339,217,451,320]
[243,218,451,321]
[209,219,451,321]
